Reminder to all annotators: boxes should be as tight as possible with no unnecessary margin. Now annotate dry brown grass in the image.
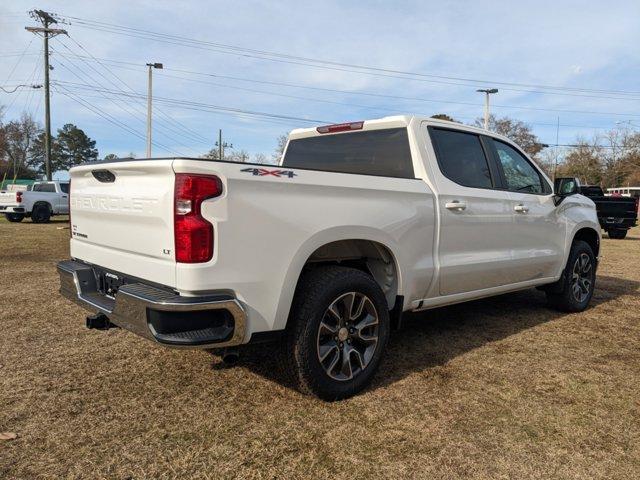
[0,216,639,479]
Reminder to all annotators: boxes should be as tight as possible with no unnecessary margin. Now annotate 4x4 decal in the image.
[241,167,297,178]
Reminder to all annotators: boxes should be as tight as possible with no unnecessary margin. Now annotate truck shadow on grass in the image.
[213,274,639,394]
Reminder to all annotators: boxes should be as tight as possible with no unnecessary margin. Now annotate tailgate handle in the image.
[92,170,116,183]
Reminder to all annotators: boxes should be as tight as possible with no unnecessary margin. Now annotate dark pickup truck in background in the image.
[580,186,638,239]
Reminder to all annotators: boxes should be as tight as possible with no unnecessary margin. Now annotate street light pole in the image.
[146,62,163,158]
[476,88,498,130]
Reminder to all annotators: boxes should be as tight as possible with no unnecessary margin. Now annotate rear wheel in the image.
[5,213,24,222]
[547,240,596,312]
[281,266,390,400]
[31,204,51,223]
[607,228,627,239]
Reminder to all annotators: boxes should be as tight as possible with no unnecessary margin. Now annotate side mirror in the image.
[553,177,581,205]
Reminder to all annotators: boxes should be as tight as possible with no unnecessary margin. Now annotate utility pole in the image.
[146,62,163,158]
[26,10,67,181]
[215,129,233,160]
[476,88,498,130]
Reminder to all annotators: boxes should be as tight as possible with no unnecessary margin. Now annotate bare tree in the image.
[227,149,250,162]
[1,113,42,178]
[431,113,457,122]
[473,115,544,159]
[272,134,288,163]
[556,136,604,185]
[252,152,270,164]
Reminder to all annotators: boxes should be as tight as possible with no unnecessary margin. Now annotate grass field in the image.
[1,217,639,479]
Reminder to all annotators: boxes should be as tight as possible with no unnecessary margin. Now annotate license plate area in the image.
[95,268,127,299]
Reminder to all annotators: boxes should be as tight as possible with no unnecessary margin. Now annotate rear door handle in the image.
[514,204,529,213]
[445,200,467,211]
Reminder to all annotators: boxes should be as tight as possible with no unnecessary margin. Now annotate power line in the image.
[54,83,183,155]
[5,47,42,112]
[62,34,210,145]
[54,80,330,124]
[52,53,640,126]
[0,84,41,94]
[58,14,640,99]
[58,89,314,130]
[2,37,35,84]
[51,45,198,155]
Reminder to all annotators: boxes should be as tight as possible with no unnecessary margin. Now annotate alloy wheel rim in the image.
[316,292,379,381]
[571,253,593,303]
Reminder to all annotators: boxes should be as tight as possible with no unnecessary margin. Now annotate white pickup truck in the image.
[0,180,70,223]
[57,116,600,399]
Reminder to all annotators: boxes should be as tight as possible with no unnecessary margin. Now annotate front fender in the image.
[558,195,601,271]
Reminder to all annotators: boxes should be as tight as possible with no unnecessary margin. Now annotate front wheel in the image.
[547,240,596,312]
[281,266,390,400]
[607,229,627,239]
[5,213,24,222]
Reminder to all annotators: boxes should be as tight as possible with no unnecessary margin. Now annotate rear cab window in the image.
[33,183,56,193]
[282,127,414,178]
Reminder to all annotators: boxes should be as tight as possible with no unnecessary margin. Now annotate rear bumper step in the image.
[57,259,246,348]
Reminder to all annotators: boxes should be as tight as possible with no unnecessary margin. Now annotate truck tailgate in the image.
[591,196,637,218]
[0,191,18,205]
[69,160,177,287]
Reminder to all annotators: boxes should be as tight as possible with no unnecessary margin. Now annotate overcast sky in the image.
[1,0,639,165]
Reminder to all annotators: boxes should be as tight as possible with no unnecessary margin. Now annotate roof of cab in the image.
[288,115,506,142]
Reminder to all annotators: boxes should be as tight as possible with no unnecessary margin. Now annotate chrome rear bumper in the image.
[57,259,246,348]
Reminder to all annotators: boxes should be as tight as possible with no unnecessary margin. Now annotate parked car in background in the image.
[579,185,638,239]
[57,116,600,399]
[0,180,70,223]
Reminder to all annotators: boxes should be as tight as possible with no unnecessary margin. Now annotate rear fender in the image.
[272,226,402,332]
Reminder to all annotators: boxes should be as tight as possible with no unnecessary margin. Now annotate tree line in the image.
[0,107,98,179]
[2,103,637,188]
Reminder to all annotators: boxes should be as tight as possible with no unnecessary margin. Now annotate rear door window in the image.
[429,128,494,189]
[282,127,414,178]
[59,183,70,194]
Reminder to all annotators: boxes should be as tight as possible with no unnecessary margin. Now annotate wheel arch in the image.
[32,200,53,213]
[573,226,600,258]
[272,227,403,332]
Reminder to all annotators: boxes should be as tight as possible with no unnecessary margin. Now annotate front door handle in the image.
[445,200,467,211]
[514,204,529,213]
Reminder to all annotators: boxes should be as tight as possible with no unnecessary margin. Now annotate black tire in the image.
[31,203,51,223]
[546,240,596,312]
[607,229,627,240]
[281,266,390,400]
[5,213,24,223]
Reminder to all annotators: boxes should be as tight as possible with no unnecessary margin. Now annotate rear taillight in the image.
[174,174,223,263]
[16,191,22,203]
